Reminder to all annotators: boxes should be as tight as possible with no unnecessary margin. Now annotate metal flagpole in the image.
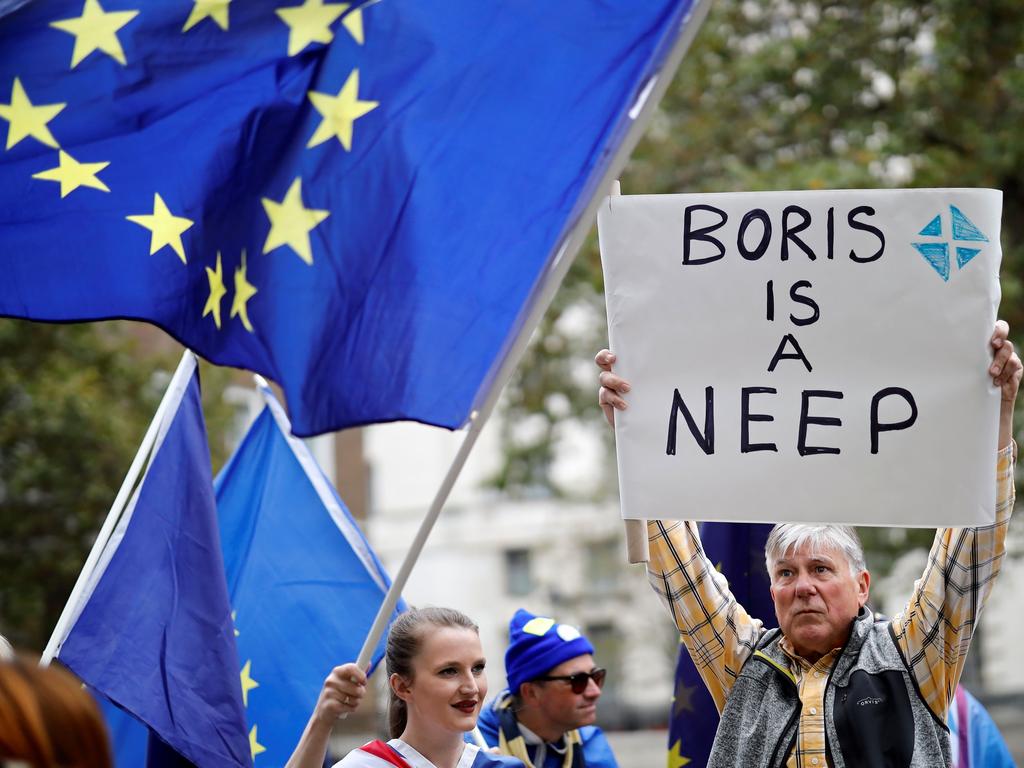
[351,0,715,670]
[40,350,198,666]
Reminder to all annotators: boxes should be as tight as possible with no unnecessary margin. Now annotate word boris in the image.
[681,204,885,264]
[666,386,918,456]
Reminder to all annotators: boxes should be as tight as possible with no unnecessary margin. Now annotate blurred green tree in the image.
[0,321,238,649]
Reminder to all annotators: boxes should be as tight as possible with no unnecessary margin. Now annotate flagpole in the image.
[40,350,198,666]
[351,0,713,669]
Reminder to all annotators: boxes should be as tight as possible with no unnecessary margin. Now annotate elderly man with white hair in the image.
[596,322,1021,768]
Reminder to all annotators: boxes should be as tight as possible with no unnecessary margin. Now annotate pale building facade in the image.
[359,420,677,727]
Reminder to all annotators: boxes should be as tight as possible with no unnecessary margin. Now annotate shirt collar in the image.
[517,721,569,754]
[778,637,842,672]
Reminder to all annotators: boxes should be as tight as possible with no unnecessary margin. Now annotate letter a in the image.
[767,334,812,373]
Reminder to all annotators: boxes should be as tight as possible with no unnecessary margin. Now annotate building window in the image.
[586,538,621,594]
[585,622,621,701]
[504,548,533,596]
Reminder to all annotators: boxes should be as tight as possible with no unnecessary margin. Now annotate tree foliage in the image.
[494,0,1024,502]
[0,321,236,648]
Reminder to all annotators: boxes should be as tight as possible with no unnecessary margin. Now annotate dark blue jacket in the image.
[474,693,618,768]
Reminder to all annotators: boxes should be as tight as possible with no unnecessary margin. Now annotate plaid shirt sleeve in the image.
[646,520,765,712]
[891,443,1017,721]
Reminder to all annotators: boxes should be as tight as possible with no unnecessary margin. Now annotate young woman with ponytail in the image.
[288,607,522,768]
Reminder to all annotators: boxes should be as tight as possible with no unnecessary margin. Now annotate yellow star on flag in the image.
[32,150,110,198]
[126,193,194,265]
[261,178,328,265]
[249,725,267,760]
[275,0,348,56]
[239,659,260,707]
[671,681,697,719]
[668,739,692,768]
[203,252,227,328]
[50,0,140,69]
[231,251,258,332]
[340,7,363,44]
[0,78,66,150]
[182,0,230,32]
[231,610,240,637]
[307,69,378,151]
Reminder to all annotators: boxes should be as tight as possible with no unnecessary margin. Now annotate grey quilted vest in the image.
[708,608,951,768]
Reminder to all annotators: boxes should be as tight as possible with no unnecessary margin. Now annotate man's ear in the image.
[518,682,538,706]
[857,570,871,608]
[391,672,413,703]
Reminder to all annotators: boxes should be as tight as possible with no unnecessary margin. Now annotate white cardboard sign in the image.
[598,189,1002,527]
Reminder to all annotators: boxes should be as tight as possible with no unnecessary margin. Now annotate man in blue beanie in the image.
[475,609,618,768]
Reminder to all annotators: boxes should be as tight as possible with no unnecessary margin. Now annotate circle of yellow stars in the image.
[0,0,378,344]
[0,3,380,758]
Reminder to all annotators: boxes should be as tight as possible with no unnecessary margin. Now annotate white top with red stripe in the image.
[334,738,488,768]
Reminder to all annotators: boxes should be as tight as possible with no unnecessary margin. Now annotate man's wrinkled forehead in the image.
[771,543,848,568]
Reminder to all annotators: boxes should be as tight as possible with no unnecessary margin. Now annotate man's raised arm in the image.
[596,350,764,711]
[890,321,1021,721]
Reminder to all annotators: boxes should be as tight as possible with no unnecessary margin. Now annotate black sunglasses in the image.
[532,667,606,694]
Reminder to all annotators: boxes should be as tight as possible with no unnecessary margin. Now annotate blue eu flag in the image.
[668,524,775,768]
[97,697,149,767]
[0,0,698,437]
[215,384,405,766]
[57,356,251,768]
[88,380,404,767]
